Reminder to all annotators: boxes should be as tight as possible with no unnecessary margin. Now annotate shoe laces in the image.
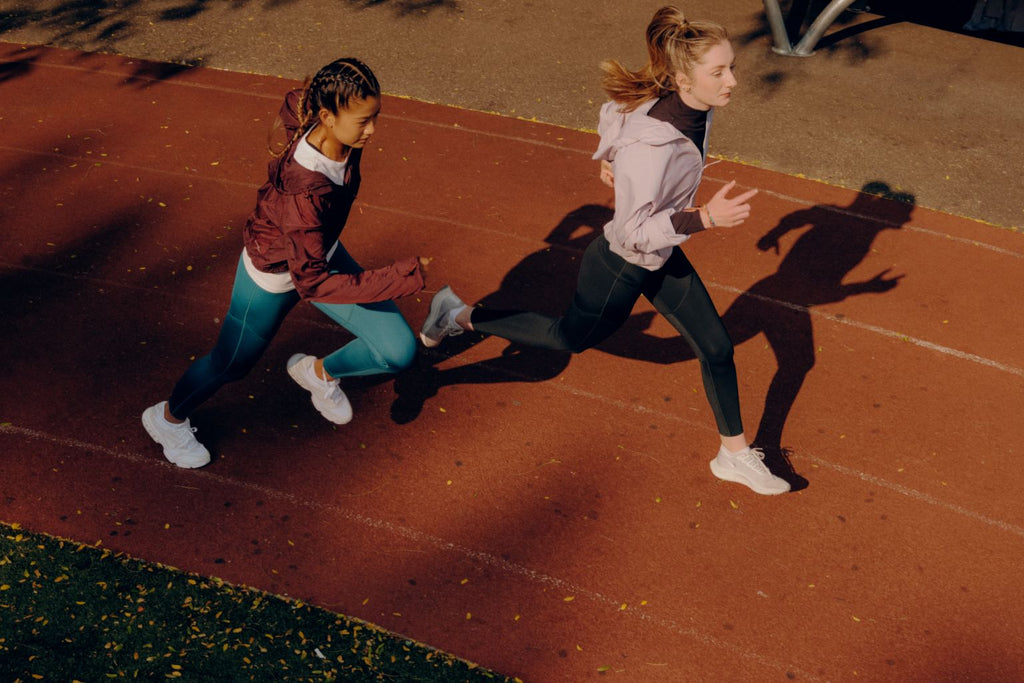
[443,315,465,337]
[320,377,342,402]
[736,447,770,474]
[168,421,199,448]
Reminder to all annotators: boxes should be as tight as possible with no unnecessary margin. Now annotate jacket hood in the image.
[267,88,335,197]
[592,98,685,163]
[269,151,335,197]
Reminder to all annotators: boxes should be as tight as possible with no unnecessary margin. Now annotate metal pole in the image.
[764,0,858,57]
[763,0,795,55]
[792,0,858,56]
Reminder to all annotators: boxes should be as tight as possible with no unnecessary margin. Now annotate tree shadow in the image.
[0,0,454,86]
[0,31,207,87]
[344,0,461,16]
[0,0,254,85]
[390,204,608,423]
[0,52,36,84]
[601,181,915,490]
[0,1,146,46]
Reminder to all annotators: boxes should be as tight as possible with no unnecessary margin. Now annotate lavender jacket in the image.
[592,98,711,270]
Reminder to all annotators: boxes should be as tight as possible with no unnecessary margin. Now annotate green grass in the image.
[0,522,515,682]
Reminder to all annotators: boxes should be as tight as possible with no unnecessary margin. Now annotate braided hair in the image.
[270,58,381,156]
[600,6,729,112]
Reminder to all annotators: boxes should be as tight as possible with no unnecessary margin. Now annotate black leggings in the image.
[472,235,742,436]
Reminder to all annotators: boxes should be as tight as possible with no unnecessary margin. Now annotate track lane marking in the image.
[0,422,819,681]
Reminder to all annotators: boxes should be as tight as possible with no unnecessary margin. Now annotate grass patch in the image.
[0,522,515,682]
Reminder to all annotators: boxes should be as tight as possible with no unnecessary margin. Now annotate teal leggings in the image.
[168,247,416,420]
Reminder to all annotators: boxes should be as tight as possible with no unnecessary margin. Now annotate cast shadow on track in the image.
[388,205,596,424]
[0,43,205,87]
[605,181,914,490]
[392,182,913,493]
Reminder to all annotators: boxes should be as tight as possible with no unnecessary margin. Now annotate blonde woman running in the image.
[421,7,790,495]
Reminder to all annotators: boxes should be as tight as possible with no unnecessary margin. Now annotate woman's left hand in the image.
[705,180,758,227]
[417,256,433,281]
[599,160,614,188]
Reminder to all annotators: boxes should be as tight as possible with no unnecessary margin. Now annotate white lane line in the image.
[393,365,1024,545]
[1,176,1018,382]
[800,452,1024,540]
[7,53,1022,257]
[714,284,1024,379]
[3,80,1021,382]
[0,422,817,681]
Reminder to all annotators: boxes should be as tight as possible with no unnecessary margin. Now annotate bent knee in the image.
[377,335,417,373]
[702,337,735,363]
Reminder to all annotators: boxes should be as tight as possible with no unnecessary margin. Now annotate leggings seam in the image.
[573,257,634,350]
[171,286,269,416]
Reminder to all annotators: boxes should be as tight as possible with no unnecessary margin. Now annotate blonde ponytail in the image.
[601,5,729,111]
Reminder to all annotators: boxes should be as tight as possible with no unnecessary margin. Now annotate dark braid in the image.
[271,58,381,156]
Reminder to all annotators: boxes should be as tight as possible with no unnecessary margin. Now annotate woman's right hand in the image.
[599,160,614,188]
[704,180,758,228]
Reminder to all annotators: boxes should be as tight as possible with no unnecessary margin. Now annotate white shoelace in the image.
[443,309,465,337]
[321,378,342,401]
[169,422,199,447]
[737,447,770,474]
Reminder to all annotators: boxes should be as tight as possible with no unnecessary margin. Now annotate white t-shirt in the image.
[243,127,348,293]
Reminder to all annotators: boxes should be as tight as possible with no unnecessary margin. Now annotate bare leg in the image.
[720,433,749,453]
[164,403,185,425]
[314,357,332,381]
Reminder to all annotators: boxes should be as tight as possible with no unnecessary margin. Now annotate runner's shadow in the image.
[390,205,611,423]
[601,181,915,490]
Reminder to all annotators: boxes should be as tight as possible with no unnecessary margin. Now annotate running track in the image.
[1,44,1023,681]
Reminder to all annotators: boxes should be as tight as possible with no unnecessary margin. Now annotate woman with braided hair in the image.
[142,58,425,468]
[421,6,790,495]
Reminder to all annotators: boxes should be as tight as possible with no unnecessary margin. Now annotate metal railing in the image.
[763,0,858,56]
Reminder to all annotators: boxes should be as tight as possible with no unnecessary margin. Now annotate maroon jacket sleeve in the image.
[283,193,424,304]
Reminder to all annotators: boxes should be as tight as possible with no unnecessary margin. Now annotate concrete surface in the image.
[0,0,1021,229]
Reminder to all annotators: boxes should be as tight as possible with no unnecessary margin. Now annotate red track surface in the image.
[2,44,1023,681]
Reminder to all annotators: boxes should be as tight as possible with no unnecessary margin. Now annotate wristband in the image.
[705,206,716,227]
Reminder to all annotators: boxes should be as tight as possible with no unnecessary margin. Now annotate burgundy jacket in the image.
[242,90,424,304]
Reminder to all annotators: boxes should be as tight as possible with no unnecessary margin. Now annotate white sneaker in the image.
[709,445,790,495]
[141,402,211,468]
[419,285,466,348]
[286,353,353,425]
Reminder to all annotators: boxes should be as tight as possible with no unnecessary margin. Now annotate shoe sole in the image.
[709,458,789,495]
[419,331,441,348]
[141,407,210,469]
